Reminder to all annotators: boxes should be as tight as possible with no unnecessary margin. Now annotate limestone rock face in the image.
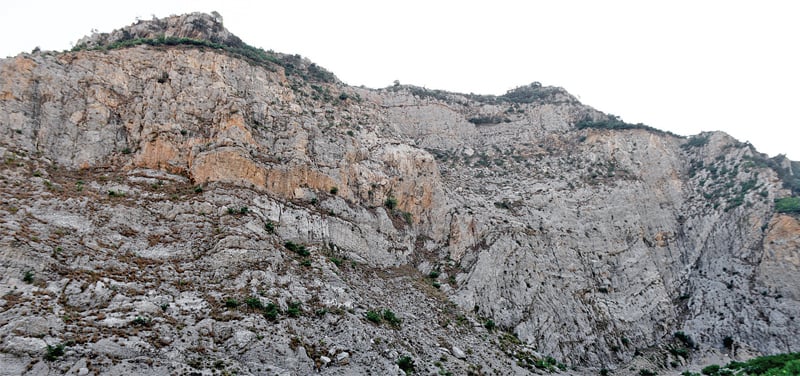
[74,12,241,50]
[758,215,800,300]
[1,13,798,375]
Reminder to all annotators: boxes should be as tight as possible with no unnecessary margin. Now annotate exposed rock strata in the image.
[1,12,798,375]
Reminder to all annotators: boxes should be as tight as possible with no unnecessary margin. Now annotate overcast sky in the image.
[2,1,797,159]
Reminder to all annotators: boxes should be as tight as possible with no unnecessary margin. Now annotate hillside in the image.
[1,13,798,376]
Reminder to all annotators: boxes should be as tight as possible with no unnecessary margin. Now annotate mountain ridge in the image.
[1,12,798,376]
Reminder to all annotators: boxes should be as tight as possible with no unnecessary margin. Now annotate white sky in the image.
[2,1,798,159]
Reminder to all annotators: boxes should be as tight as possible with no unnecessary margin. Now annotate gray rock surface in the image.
[1,12,799,376]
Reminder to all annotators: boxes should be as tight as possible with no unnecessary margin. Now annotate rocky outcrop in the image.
[74,12,241,50]
[1,13,798,375]
[386,92,800,367]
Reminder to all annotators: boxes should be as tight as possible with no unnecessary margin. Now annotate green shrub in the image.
[382,309,401,326]
[775,197,800,214]
[224,298,240,308]
[397,355,415,374]
[44,343,65,361]
[722,336,734,349]
[264,302,279,321]
[245,297,263,310]
[727,352,800,374]
[533,356,559,371]
[365,310,381,323]
[329,186,338,195]
[284,241,310,256]
[287,302,302,317]
[300,259,311,267]
[674,331,696,348]
[131,316,151,326]
[639,370,657,376]
[385,196,398,210]
[428,270,440,279]
[264,221,275,233]
[484,319,496,331]
[23,270,34,283]
[740,179,758,193]
[670,346,690,358]
[763,359,800,375]
[701,364,720,375]
[284,241,299,251]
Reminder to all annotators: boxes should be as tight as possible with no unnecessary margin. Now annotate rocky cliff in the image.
[1,13,798,376]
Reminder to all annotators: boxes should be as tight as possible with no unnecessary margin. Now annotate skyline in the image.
[2,1,797,159]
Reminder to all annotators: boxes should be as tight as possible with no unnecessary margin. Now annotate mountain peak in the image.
[70,12,338,85]
[73,12,243,51]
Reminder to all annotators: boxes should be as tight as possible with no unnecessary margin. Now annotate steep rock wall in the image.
[1,13,798,374]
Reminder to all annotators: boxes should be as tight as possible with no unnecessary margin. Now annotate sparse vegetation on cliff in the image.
[682,352,800,376]
[72,35,336,83]
[284,241,310,257]
[775,196,800,214]
[397,355,415,374]
[388,81,576,106]
[2,12,799,376]
[44,344,65,361]
[468,115,510,125]
[576,114,679,137]
[742,154,800,195]
[384,196,398,210]
[682,134,710,149]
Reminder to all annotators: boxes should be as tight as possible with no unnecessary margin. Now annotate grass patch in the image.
[775,197,800,214]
